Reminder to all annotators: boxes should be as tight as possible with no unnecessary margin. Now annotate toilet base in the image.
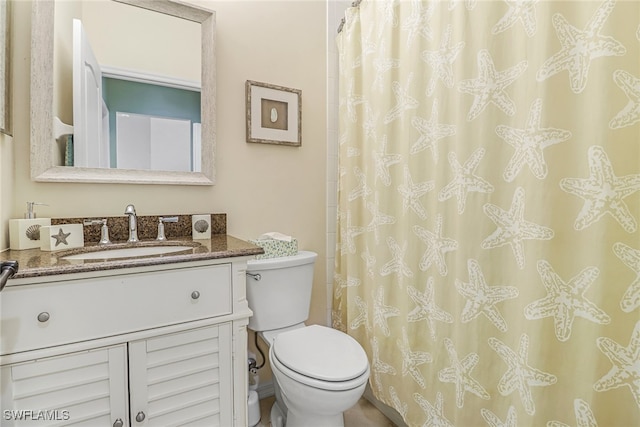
[270,400,286,427]
[285,410,344,427]
[271,396,345,427]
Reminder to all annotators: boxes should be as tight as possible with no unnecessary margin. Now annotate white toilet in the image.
[246,251,370,427]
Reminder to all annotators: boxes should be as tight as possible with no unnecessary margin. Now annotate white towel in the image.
[258,232,293,242]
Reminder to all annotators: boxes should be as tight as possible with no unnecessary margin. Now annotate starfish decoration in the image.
[613,242,640,313]
[492,0,539,37]
[482,187,554,269]
[366,192,397,244]
[458,49,528,121]
[343,77,367,123]
[51,228,71,247]
[380,236,414,281]
[376,0,399,30]
[361,248,377,278]
[455,259,519,333]
[496,98,572,182]
[410,98,457,162]
[371,337,397,396]
[373,136,402,186]
[422,25,465,97]
[401,0,434,48]
[407,277,453,340]
[524,260,610,342]
[372,44,400,92]
[346,145,360,157]
[350,295,371,333]
[560,145,640,233]
[438,338,490,408]
[413,392,454,427]
[373,286,400,337]
[593,320,640,409]
[489,334,558,415]
[384,74,420,124]
[348,167,373,202]
[331,310,345,332]
[397,165,434,220]
[338,209,366,254]
[536,0,626,93]
[388,386,408,419]
[414,214,458,276]
[351,26,376,70]
[397,327,432,389]
[438,148,494,214]
[361,247,377,278]
[333,273,360,299]
[362,104,380,139]
[547,399,598,427]
[481,406,518,427]
[609,69,640,129]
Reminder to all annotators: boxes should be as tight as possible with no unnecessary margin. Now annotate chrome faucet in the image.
[124,204,139,243]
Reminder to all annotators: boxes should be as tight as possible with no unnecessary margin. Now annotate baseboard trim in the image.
[363,386,408,427]
[255,379,275,400]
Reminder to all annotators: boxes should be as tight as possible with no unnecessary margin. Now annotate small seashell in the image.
[25,224,42,241]
[194,219,210,233]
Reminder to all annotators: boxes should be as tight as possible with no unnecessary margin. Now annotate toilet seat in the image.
[270,345,370,393]
[271,325,369,383]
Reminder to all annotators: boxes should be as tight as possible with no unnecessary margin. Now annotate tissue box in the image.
[249,237,298,259]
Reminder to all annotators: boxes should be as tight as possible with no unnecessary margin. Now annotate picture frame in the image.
[246,80,301,147]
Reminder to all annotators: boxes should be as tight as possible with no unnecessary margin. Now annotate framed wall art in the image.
[246,80,301,147]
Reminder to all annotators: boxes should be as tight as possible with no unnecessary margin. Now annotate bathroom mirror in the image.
[30,0,216,185]
[0,0,11,136]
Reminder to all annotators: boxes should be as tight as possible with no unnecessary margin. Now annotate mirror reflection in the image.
[54,0,201,172]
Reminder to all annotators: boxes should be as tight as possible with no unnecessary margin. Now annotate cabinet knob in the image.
[113,418,124,427]
[191,291,200,300]
[37,312,50,323]
[135,411,146,422]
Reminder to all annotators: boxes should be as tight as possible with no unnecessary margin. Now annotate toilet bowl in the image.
[246,252,370,427]
[268,324,370,427]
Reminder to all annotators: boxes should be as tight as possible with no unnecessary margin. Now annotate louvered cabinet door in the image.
[128,323,233,427]
[0,345,129,426]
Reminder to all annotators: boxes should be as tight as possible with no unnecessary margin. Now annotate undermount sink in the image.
[61,245,193,261]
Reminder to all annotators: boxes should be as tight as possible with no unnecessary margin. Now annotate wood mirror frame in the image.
[30,0,216,185]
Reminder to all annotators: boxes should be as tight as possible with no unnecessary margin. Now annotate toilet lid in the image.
[272,325,369,382]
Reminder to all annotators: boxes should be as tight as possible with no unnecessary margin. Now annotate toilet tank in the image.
[246,251,317,332]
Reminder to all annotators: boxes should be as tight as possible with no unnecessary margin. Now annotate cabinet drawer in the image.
[0,264,231,356]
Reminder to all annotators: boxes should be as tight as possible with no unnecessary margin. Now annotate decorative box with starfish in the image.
[40,224,84,252]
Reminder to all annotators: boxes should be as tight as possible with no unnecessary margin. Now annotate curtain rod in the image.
[337,0,363,33]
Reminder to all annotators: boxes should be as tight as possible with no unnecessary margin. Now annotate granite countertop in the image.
[0,235,264,279]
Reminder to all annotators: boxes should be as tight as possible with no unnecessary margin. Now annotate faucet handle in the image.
[99,219,111,245]
[157,216,178,241]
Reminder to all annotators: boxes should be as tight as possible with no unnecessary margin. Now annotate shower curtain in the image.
[333,1,640,425]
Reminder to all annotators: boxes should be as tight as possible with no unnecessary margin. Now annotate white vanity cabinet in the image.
[0,258,253,427]
[1,344,130,425]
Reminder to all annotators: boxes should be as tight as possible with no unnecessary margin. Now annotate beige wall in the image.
[1,0,328,331]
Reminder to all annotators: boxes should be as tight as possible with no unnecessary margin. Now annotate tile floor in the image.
[257,396,395,427]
